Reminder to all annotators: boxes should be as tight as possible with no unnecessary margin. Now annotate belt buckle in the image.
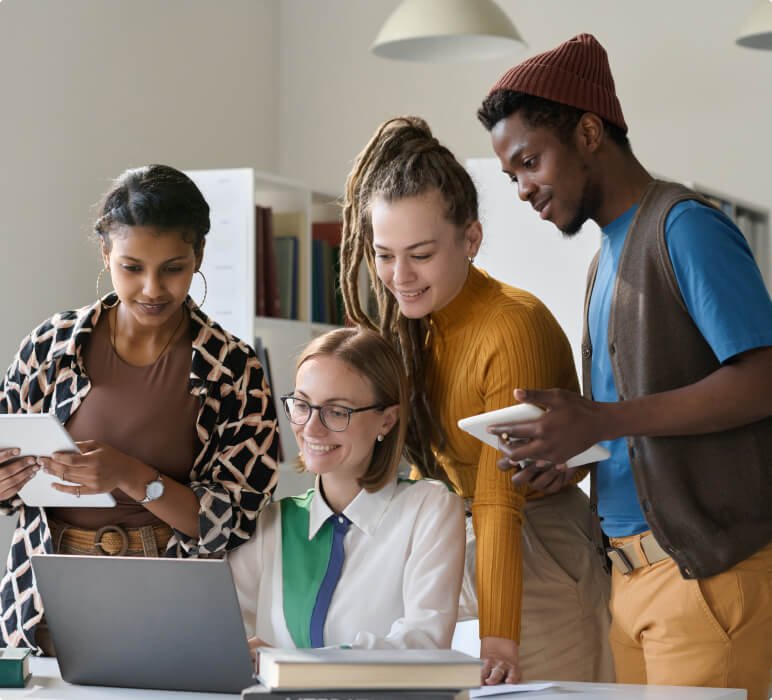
[94,525,129,556]
[606,546,634,575]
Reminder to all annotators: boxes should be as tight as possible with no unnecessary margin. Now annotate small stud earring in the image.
[376,434,385,443]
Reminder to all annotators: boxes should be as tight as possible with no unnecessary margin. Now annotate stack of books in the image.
[242,648,481,700]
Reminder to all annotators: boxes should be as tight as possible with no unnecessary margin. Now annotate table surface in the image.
[0,658,747,699]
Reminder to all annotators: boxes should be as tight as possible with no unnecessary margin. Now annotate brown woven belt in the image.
[49,519,173,557]
[607,533,670,575]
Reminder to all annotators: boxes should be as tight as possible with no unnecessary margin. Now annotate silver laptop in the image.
[31,554,255,693]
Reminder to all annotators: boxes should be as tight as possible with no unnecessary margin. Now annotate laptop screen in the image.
[31,555,255,693]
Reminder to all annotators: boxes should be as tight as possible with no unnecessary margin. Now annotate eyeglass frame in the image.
[279,394,387,432]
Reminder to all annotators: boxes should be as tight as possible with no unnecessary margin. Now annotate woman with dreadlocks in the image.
[339,117,614,685]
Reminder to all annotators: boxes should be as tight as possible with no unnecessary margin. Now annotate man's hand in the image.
[490,388,606,469]
[480,636,521,685]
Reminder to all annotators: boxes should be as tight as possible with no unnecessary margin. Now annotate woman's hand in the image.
[39,440,143,496]
[0,448,39,501]
[498,456,573,494]
[247,637,271,671]
[480,636,521,685]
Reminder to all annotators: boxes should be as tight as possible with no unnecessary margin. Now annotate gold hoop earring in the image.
[96,267,119,308]
[195,270,208,307]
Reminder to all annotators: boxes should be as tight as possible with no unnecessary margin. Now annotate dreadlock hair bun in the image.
[339,116,478,486]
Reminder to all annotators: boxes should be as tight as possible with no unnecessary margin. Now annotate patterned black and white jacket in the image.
[0,295,279,650]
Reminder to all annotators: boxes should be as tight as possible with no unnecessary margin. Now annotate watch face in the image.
[146,479,164,501]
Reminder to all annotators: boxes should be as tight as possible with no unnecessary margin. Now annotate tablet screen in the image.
[0,414,116,507]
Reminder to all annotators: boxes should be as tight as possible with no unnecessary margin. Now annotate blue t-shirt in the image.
[588,200,772,537]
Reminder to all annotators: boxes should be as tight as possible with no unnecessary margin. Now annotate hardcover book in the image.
[256,648,481,691]
[242,685,469,700]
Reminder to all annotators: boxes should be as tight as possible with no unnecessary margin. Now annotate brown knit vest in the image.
[582,180,772,579]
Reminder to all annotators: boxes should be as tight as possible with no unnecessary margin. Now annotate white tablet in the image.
[457,403,610,468]
[0,414,116,507]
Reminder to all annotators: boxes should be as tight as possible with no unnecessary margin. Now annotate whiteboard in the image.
[466,158,602,381]
[185,168,255,345]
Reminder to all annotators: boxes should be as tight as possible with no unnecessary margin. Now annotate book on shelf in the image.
[312,239,328,323]
[0,647,31,688]
[242,685,469,699]
[275,236,299,320]
[256,205,282,318]
[254,337,284,462]
[256,648,481,691]
[311,221,344,325]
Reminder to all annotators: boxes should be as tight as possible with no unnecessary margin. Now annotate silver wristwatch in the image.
[139,472,164,504]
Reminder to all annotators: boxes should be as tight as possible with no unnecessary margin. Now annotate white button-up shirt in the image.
[227,478,465,649]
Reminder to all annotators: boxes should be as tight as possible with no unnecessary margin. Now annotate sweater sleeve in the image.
[473,302,579,643]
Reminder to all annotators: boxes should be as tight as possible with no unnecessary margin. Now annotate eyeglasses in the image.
[280,395,385,432]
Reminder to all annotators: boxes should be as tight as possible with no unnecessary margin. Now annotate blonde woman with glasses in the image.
[228,327,465,652]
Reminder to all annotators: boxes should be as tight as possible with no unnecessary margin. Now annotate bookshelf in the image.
[686,182,770,289]
[187,168,345,495]
[251,172,344,494]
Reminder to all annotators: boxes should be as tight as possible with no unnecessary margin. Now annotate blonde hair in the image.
[295,327,408,491]
[339,116,478,482]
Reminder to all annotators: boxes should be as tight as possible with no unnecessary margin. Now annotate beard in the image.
[559,167,601,238]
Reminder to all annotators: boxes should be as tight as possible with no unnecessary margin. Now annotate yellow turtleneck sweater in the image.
[425,265,580,643]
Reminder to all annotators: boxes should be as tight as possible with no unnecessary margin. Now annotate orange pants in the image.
[609,532,772,700]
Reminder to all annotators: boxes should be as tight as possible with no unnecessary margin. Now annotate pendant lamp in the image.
[371,0,526,62]
[736,0,772,50]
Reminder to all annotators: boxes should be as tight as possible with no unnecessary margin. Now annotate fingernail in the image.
[12,449,20,456]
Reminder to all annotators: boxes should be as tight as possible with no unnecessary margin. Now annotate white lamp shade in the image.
[736,0,772,49]
[371,0,526,62]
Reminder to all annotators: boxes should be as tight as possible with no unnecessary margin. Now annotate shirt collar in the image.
[307,476,398,539]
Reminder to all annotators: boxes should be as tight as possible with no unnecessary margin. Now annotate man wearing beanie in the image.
[477,33,772,698]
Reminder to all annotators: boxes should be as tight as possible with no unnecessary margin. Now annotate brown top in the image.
[49,311,199,528]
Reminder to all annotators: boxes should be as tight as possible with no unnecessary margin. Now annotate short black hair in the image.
[478,89,630,150]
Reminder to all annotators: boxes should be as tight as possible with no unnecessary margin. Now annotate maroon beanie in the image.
[490,33,627,133]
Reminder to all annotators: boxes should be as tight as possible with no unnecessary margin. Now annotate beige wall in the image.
[0,0,769,549]
[277,0,772,267]
[1,0,769,364]
[0,0,279,366]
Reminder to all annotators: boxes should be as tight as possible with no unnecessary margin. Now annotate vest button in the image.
[609,343,616,355]
[590,503,597,514]
[641,499,651,513]
[582,346,591,359]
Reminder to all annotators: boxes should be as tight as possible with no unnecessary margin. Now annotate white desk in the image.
[0,657,239,698]
[1,660,748,700]
[481,680,746,699]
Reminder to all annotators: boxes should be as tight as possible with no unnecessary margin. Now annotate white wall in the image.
[0,0,281,559]
[0,0,280,367]
[276,0,772,283]
[1,0,769,554]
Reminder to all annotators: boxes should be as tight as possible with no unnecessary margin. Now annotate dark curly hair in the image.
[94,164,210,253]
[478,90,630,150]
